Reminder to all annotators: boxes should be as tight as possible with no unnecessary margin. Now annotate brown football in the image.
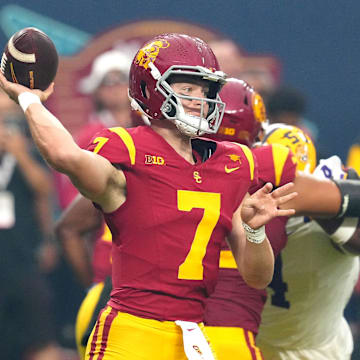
[0,27,58,90]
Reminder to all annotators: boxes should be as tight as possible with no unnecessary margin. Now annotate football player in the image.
[257,124,360,360]
[203,78,360,359]
[55,194,111,359]
[0,33,297,360]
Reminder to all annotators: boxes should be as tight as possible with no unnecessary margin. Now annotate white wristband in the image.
[243,223,266,244]
[330,217,358,245]
[18,92,41,113]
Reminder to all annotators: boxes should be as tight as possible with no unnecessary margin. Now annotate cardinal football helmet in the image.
[128,33,226,137]
[206,78,267,146]
[261,123,317,173]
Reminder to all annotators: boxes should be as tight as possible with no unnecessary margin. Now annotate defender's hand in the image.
[0,72,54,103]
[242,182,297,229]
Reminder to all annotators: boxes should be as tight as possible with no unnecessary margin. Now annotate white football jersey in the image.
[257,217,359,352]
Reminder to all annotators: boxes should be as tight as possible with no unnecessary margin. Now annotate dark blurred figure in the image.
[266,86,319,142]
[0,90,63,360]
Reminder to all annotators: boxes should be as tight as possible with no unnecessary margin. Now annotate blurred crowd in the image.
[1,24,360,360]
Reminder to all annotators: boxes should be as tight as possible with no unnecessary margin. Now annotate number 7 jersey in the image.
[86,125,257,322]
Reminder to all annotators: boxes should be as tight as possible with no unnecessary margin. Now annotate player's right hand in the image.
[0,71,54,103]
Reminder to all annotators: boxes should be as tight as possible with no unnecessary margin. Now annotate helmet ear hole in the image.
[207,82,221,100]
[140,81,148,99]
[165,96,177,117]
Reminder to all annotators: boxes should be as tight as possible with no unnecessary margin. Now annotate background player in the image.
[0,87,63,360]
[55,194,111,359]
[203,78,360,359]
[0,33,297,360]
[55,48,138,358]
[257,124,360,360]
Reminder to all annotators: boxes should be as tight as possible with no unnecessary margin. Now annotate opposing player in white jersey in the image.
[257,124,360,360]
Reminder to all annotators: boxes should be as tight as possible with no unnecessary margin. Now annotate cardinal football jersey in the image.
[86,125,257,322]
[92,223,112,284]
[257,218,359,352]
[204,143,296,333]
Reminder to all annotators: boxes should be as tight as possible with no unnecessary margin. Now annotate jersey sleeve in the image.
[228,142,259,187]
[242,144,259,187]
[86,127,136,167]
[252,143,296,188]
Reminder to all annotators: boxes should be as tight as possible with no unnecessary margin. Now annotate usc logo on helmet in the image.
[135,40,170,69]
[252,92,267,124]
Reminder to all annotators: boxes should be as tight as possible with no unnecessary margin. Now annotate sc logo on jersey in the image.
[145,154,165,165]
[193,171,202,183]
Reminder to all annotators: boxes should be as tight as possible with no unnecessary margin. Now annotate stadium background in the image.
[1,1,360,358]
[0,0,359,160]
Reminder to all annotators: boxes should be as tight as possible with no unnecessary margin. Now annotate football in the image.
[0,27,58,90]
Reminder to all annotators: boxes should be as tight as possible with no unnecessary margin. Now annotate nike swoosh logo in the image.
[225,166,240,173]
[187,328,196,332]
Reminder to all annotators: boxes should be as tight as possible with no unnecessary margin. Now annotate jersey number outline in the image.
[93,137,109,154]
[268,254,290,309]
[177,190,221,280]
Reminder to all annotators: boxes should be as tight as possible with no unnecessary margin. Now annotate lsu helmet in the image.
[128,33,226,137]
[260,123,317,173]
[206,78,267,146]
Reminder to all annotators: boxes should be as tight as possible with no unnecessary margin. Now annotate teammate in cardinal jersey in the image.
[55,194,112,359]
[203,78,360,360]
[204,79,297,359]
[0,34,298,360]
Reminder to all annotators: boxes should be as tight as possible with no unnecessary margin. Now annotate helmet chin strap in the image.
[173,100,211,137]
[174,118,205,137]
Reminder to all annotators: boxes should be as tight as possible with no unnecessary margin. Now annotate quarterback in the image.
[0,34,296,360]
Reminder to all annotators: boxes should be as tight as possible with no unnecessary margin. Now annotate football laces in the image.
[0,53,7,74]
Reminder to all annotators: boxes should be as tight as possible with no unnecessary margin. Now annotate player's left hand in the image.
[242,182,297,229]
[0,71,54,103]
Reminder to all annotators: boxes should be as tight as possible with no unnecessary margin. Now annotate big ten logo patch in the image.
[145,154,165,165]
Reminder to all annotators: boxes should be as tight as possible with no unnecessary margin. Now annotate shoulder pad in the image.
[253,144,296,187]
[86,127,136,166]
